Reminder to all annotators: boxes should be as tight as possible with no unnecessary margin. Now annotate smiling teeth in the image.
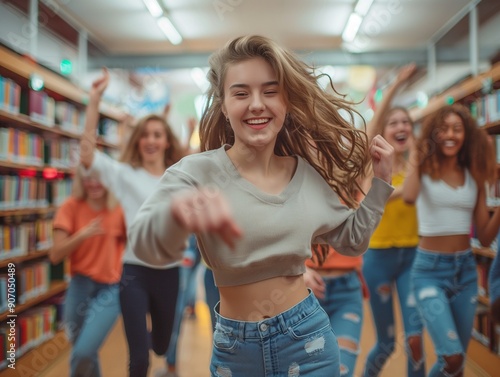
[247,118,269,125]
[444,141,456,147]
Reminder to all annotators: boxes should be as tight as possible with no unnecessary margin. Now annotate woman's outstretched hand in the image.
[89,68,110,103]
[171,188,243,250]
[370,134,394,185]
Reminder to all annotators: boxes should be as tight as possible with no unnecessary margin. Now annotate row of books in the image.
[0,76,21,115]
[472,305,500,355]
[471,89,500,127]
[0,218,53,259]
[0,175,72,210]
[0,305,58,368]
[0,127,81,168]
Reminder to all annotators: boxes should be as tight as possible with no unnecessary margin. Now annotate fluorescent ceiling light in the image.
[157,16,183,45]
[142,0,163,18]
[342,13,363,43]
[354,0,374,16]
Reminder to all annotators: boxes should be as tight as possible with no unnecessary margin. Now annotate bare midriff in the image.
[419,234,471,253]
[218,275,309,321]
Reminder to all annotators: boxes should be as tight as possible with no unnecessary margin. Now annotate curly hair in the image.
[200,35,370,209]
[120,114,183,168]
[416,104,495,185]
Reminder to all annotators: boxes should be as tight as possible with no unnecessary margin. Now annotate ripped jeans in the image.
[317,271,363,377]
[411,248,478,377]
[211,290,340,377]
[362,247,425,377]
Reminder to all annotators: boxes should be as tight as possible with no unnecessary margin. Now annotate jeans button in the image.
[260,323,268,331]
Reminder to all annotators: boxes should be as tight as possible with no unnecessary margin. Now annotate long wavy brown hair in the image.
[200,35,370,263]
[120,114,183,168]
[416,104,495,185]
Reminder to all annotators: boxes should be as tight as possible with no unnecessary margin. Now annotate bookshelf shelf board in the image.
[484,120,500,135]
[0,160,73,174]
[409,63,500,122]
[0,329,68,376]
[0,109,120,149]
[0,281,67,322]
[0,249,50,268]
[473,247,497,259]
[0,207,56,218]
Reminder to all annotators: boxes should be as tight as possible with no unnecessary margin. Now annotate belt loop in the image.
[238,321,246,341]
[278,314,288,334]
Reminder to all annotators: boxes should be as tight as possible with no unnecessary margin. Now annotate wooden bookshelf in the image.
[409,63,500,122]
[0,249,50,268]
[0,281,67,322]
[0,207,56,218]
[0,109,119,149]
[0,329,68,377]
[0,45,125,122]
[484,120,500,135]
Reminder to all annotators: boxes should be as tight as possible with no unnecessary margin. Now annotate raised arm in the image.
[473,188,500,248]
[402,144,421,204]
[366,63,417,143]
[80,68,110,168]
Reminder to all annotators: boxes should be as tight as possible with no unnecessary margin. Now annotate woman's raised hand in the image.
[370,134,394,185]
[89,68,110,102]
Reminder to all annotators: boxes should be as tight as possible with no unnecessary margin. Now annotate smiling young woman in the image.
[128,35,396,377]
[403,104,500,377]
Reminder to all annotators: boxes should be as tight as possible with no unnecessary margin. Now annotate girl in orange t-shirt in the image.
[50,168,126,377]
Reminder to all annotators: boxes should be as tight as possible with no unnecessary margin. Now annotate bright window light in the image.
[354,0,374,16]
[191,67,210,92]
[142,0,163,18]
[157,16,183,45]
[342,13,363,43]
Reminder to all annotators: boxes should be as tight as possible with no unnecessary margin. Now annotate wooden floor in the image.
[37,300,490,377]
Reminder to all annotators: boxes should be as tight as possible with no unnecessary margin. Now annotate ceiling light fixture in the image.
[342,13,363,43]
[142,0,163,18]
[157,16,183,45]
[354,0,374,16]
[342,0,374,43]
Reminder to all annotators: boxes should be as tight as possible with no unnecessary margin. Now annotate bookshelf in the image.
[0,45,127,373]
[412,63,500,371]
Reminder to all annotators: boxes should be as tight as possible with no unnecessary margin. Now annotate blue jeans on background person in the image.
[211,290,340,377]
[165,241,201,367]
[63,274,120,377]
[317,271,363,377]
[411,248,478,377]
[362,247,425,377]
[204,266,220,331]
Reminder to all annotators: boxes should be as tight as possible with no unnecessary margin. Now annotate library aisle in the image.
[38,300,487,377]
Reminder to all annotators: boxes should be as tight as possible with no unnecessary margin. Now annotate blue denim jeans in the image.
[63,274,120,377]
[362,247,424,377]
[211,290,340,377]
[411,248,478,377]
[317,271,363,377]
[166,244,202,366]
[204,266,220,331]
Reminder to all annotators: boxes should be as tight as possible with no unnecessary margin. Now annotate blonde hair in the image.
[417,104,496,185]
[200,35,370,209]
[120,114,183,168]
[72,168,118,209]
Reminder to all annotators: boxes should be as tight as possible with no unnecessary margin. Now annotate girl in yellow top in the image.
[50,168,126,377]
[362,64,425,377]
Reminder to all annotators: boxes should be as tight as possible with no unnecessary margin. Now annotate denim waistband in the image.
[214,290,320,340]
[417,247,472,259]
[322,270,358,282]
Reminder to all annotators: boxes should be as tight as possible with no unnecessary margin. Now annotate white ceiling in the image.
[57,0,476,55]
